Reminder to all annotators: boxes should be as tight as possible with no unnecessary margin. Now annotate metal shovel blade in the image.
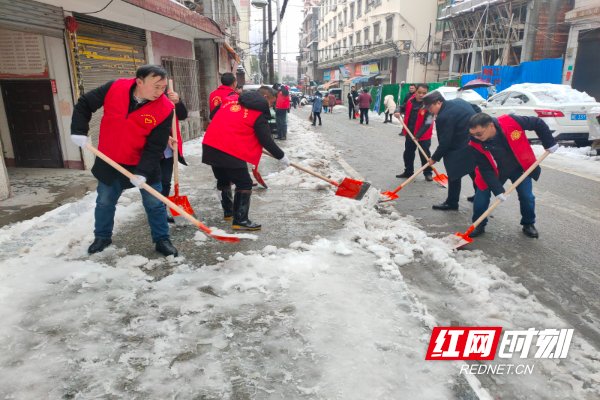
[380,191,399,202]
[167,184,194,217]
[446,231,474,250]
[335,178,371,200]
[252,168,268,188]
[433,172,449,188]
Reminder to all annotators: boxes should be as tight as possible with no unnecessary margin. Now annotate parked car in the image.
[479,83,600,145]
[435,86,487,106]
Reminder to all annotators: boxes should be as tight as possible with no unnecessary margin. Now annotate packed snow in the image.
[508,83,598,104]
[532,144,600,179]
[0,114,599,398]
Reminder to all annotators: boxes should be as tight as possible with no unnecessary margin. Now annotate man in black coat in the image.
[400,84,417,108]
[348,86,359,120]
[467,113,558,238]
[423,90,477,210]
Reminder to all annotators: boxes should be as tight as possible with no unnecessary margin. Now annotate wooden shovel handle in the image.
[86,143,210,234]
[391,162,430,195]
[168,79,179,188]
[398,115,433,166]
[471,151,550,229]
[262,149,339,186]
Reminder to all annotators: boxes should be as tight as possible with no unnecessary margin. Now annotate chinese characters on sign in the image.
[0,29,48,78]
[426,327,574,360]
[475,66,502,86]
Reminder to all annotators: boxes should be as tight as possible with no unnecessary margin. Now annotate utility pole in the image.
[267,1,275,84]
[262,7,267,83]
[423,23,432,83]
[275,0,282,84]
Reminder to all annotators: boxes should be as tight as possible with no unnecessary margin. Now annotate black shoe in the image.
[88,238,112,254]
[424,174,433,182]
[319,123,322,126]
[383,120,389,124]
[467,195,475,202]
[219,186,234,221]
[396,171,413,178]
[522,224,539,238]
[469,225,485,238]
[432,202,459,211]
[167,215,175,223]
[232,191,261,230]
[312,123,316,126]
[155,238,178,257]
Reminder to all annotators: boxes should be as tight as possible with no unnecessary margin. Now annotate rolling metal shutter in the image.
[0,0,64,38]
[72,13,147,146]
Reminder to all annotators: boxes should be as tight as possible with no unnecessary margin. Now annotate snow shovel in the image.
[380,163,431,202]
[397,116,448,188]
[252,167,268,188]
[262,150,371,201]
[86,144,241,243]
[166,80,194,217]
[450,151,551,250]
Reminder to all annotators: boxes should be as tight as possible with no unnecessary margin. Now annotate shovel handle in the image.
[262,149,339,186]
[397,116,439,173]
[86,143,211,235]
[470,151,550,230]
[391,162,430,195]
[168,79,179,189]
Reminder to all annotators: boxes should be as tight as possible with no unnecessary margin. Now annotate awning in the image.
[374,73,390,80]
[322,80,339,89]
[224,43,241,64]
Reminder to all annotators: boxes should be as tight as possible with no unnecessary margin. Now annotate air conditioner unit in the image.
[365,39,371,46]
[344,50,349,55]
[334,52,339,57]
[375,35,382,44]
[349,21,354,28]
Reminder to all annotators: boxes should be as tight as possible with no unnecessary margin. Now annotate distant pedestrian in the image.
[328,92,337,112]
[323,95,330,113]
[348,86,359,119]
[275,83,290,140]
[209,73,238,120]
[311,92,323,126]
[401,84,417,108]
[383,94,396,123]
[357,89,373,124]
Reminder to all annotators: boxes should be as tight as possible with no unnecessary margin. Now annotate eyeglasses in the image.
[470,124,491,138]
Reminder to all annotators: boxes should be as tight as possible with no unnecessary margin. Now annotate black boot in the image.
[156,238,178,257]
[522,224,539,238]
[432,202,459,211]
[232,191,261,230]
[88,238,112,254]
[469,225,485,238]
[219,186,234,220]
[396,171,413,178]
[467,195,475,202]
[424,174,433,182]
[280,132,287,140]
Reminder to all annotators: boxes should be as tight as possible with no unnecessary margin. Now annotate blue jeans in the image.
[94,180,170,243]
[472,168,536,227]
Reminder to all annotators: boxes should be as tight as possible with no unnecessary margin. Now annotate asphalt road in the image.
[295,106,600,353]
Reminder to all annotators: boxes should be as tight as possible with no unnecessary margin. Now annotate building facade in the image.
[315,0,437,101]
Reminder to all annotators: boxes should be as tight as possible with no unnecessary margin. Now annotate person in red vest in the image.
[467,113,559,238]
[161,89,188,223]
[202,86,290,230]
[70,65,178,257]
[274,83,290,140]
[394,83,433,181]
[209,72,238,120]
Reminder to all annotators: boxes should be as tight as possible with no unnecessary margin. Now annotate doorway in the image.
[1,80,63,168]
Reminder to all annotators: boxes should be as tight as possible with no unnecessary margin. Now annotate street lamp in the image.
[251,0,282,85]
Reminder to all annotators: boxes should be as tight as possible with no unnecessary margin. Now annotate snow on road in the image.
[0,114,599,399]
[532,144,600,179]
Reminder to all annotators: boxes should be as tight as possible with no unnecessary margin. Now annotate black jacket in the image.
[470,115,556,196]
[431,98,477,180]
[202,91,285,169]
[348,90,359,107]
[71,80,173,189]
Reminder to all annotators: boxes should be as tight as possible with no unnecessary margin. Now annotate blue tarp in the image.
[462,58,564,98]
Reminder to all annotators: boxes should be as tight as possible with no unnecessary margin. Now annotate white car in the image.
[480,83,600,145]
[435,86,487,106]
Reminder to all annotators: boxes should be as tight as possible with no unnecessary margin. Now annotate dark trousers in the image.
[275,108,287,135]
[384,111,393,122]
[472,168,535,227]
[160,156,174,197]
[446,171,477,208]
[360,107,369,124]
[403,138,432,175]
[349,104,356,119]
[211,166,253,191]
[312,112,322,125]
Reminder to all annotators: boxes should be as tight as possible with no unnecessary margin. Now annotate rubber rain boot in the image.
[232,191,261,230]
[218,186,234,220]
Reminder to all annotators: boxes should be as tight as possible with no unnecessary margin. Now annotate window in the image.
[338,13,342,27]
[364,27,370,43]
[374,22,380,40]
[488,92,510,106]
[506,92,530,105]
[386,17,393,40]
[357,0,362,17]
[333,16,337,29]
[375,0,382,6]
[381,58,391,71]
[349,35,353,47]
[365,0,370,13]
[356,31,361,45]
[344,9,347,25]
[350,4,354,22]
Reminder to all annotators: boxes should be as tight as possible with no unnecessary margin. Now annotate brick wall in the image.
[533,0,574,60]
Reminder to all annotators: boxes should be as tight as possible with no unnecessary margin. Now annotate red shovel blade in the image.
[432,171,449,188]
[448,225,475,249]
[380,191,399,202]
[209,233,240,243]
[334,178,371,200]
[168,195,194,216]
[354,112,360,118]
[252,168,268,188]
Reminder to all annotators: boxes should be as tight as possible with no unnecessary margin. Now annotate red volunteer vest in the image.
[203,95,264,166]
[276,86,290,109]
[470,115,537,191]
[99,79,174,165]
[402,96,433,141]
[209,85,237,112]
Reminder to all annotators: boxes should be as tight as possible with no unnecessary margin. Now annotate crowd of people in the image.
[69,64,559,258]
